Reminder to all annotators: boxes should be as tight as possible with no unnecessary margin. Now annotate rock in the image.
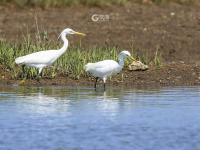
[128,60,149,71]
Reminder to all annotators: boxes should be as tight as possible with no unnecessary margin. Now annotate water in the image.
[0,86,200,150]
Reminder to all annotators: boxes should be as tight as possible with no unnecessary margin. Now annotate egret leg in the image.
[103,78,106,91]
[94,77,99,90]
[36,68,43,82]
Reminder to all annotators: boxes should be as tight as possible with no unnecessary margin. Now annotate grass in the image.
[153,48,162,67]
[1,0,200,7]
[0,40,121,80]
[0,29,162,80]
[151,0,200,4]
[0,0,129,7]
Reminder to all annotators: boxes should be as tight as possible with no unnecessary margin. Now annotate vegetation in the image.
[0,38,123,80]
[0,37,162,80]
[151,0,200,4]
[0,0,129,7]
[0,0,200,7]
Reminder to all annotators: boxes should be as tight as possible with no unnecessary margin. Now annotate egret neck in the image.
[58,33,69,57]
[118,55,125,68]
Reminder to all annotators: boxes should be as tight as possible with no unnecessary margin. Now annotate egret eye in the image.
[69,30,75,34]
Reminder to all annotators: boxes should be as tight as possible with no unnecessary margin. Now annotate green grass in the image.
[0,30,162,80]
[0,0,129,7]
[153,48,162,67]
[0,40,120,80]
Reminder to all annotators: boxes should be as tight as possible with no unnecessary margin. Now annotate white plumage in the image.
[85,50,133,90]
[85,60,121,78]
[15,28,85,77]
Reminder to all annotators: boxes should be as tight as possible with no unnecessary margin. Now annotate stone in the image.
[128,60,149,71]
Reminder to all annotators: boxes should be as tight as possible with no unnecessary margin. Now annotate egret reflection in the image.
[19,92,70,116]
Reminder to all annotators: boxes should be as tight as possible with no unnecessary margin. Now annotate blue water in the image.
[0,86,200,150]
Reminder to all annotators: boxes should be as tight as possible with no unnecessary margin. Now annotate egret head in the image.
[58,28,86,40]
[61,28,86,36]
[119,50,131,58]
[119,50,136,61]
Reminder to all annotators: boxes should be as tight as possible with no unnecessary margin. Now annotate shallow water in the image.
[0,86,200,150]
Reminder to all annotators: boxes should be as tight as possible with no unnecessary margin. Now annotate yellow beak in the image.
[74,31,86,36]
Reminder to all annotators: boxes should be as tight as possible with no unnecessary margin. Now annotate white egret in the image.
[85,50,135,90]
[15,28,85,79]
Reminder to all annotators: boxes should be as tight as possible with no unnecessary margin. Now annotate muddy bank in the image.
[0,3,200,87]
[1,62,200,87]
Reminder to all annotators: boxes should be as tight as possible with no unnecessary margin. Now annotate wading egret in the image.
[85,50,135,91]
[15,28,85,79]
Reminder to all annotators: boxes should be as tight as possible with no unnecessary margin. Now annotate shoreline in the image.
[1,4,200,88]
[1,62,200,88]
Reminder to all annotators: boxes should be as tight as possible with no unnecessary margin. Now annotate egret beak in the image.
[74,32,86,36]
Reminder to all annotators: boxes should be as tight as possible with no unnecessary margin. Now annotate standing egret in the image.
[15,28,85,79]
[85,50,135,91]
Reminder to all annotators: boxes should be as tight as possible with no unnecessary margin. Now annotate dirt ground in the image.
[0,3,200,87]
[1,62,200,87]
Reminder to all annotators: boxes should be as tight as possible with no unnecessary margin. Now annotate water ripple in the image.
[0,86,200,150]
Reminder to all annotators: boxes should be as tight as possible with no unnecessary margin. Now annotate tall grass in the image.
[0,25,162,80]
[0,40,121,79]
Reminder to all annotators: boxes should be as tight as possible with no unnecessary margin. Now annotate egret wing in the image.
[87,60,120,77]
[16,50,57,65]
